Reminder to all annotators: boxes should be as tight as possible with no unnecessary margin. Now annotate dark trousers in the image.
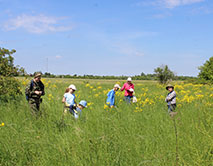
[168,104,176,113]
[28,98,41,116]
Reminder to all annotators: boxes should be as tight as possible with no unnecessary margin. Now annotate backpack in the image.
[25,80,34,101]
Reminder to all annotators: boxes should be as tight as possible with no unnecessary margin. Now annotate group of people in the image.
[25,73,177,118]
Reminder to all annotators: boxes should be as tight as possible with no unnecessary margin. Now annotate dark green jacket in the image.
[25,80,45,99]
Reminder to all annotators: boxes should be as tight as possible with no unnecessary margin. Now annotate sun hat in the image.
[114,84,121,89]
[69,84,77,90]
[127,77,132,81]
[79,100,87,108]
[166,84,174,90]
[34,72,42,78]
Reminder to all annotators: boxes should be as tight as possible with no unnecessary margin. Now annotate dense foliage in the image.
[154,65,175,84]
[198,56,213,82]
[0,48,22,101]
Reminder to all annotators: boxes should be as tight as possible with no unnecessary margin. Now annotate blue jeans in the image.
[124,96,133,104]
[168,104,176,113]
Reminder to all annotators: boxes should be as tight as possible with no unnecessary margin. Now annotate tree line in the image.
[0,47,212,102]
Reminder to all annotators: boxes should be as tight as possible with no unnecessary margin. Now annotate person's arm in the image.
[62,97,66,103]
[120,84,125,91]
[39,81,45,96]
[167,91,176,101]
[110,93,115,106]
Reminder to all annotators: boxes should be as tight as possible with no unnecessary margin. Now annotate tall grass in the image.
[0,79,212,166]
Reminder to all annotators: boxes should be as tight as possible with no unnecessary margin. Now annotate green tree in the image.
[154,65,175,84]
[198,56,213,81]
[0,48,22,102]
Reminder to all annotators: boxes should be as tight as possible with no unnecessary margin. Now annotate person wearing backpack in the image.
[25,72,45,116]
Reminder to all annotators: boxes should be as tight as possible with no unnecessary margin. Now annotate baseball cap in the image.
[69,84,77,90]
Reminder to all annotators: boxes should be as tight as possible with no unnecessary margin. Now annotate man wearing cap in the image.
[25,72,45,115]
[106,84,121,108]
[165,84,176,114]
[121,77,135,103]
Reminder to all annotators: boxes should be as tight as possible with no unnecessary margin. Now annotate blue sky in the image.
[0,0,212,76]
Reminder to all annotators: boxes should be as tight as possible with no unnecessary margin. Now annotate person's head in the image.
[34,72,42,82]
[78,100,87,110]
[113,84,121,91]
[68,84,77,93]
[166,84,174,92]
[127,77,132,84]
[65,88,70,93]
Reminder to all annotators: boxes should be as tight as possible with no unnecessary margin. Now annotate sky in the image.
[0,0,213,76]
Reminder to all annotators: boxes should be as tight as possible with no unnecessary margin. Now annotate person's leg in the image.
[29,99,41,116]
[124,96,128,102]
[171,104,176,111]
[168,105,173,113]
[29,99,38,115]
[124,96,131,104]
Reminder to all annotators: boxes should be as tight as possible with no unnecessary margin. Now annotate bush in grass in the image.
[0,48,22,102]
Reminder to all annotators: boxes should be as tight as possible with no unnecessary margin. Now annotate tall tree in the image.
[154,65,175,84]
[198,56,213,81]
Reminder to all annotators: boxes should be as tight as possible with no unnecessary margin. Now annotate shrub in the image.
[154,65,175,84]
[0,48,22,102]
[198,56,213,82]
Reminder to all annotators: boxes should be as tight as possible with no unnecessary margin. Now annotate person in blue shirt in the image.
[106,84,121,108]
[62,84,77,113]
[69,100,87,119]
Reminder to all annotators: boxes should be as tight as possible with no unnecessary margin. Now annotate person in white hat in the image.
[62,84,77,113]
[120,77,135,103]
[106,84,121,108]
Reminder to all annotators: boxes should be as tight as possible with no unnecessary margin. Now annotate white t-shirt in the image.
[64,93,75,105]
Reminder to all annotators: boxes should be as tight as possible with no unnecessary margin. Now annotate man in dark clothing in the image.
[25,72,45,116]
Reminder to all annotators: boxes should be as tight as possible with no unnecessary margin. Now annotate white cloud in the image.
[3,14,73,34]
[163,0,205,8]
[136,0,205,9]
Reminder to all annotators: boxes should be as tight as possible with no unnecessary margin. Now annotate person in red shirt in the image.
[121,77,134,103]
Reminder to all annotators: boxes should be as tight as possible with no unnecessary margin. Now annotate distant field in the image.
[0,78,212,166]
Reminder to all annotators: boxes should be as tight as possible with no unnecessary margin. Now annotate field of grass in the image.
[0,78,212,166]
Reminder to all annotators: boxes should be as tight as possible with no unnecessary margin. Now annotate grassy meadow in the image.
[0,78,212,166]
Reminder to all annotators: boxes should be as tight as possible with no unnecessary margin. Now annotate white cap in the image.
[127,77,132,81]
[69,84,77,90]
[114,84,121,89]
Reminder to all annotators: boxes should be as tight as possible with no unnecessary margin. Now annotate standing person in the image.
[62,84,76,113]
[69,100,87,119]
[121,77,134,103]
[106,84,121,108]
[165,84,177,115]
[25,72,45,116]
